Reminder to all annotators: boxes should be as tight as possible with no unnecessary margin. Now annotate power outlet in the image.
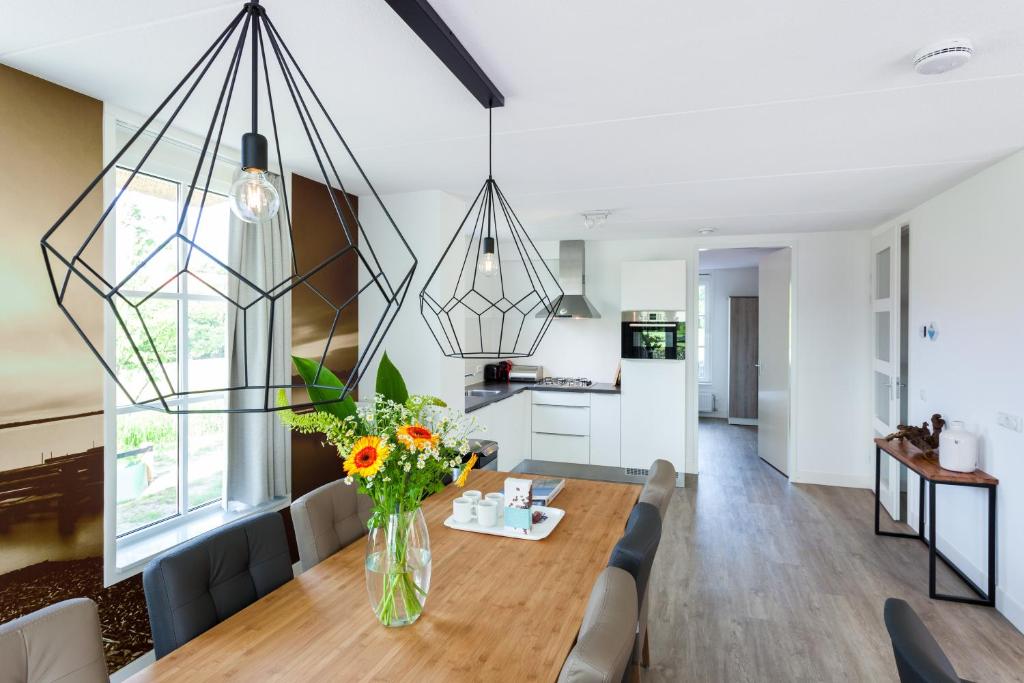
[997,412,1023,433]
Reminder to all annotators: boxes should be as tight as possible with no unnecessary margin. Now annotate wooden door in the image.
[728,296,759,422]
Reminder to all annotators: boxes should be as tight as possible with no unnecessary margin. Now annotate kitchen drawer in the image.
[532,404,590,435]
[531,390,591,407]
[531,432,590,464]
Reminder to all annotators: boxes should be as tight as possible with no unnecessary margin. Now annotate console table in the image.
[874,437,998,607]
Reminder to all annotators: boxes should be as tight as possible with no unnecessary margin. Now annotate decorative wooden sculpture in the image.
[884,413,946,455]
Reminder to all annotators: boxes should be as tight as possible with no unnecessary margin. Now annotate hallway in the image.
[644,419,1024,681]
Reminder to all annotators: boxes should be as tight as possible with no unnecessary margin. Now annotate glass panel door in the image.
[872,228,902,521]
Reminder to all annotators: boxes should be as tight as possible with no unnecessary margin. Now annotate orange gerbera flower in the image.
[396,424,439,451]
[344,436,389,478]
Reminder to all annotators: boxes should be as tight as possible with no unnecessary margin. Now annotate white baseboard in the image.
[791,470,873,489]
[111,651,155,682]
[933,532,987,590]
[292,560,302,577]
[997,587,1024,635]
[727,417,758,426]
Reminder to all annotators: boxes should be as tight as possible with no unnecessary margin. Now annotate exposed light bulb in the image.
[478,236,498,278]
[229,169,281,224]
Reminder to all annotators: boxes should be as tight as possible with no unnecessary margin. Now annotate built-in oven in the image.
[621,311,685,360]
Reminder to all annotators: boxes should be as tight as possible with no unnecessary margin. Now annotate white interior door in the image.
[757,248,791,475]
[872,228,902,520]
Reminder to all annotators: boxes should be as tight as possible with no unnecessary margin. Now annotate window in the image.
[697,276,710,383]
[112,167,230,537]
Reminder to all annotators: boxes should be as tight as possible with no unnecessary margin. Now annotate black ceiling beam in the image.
[384,0,504,109]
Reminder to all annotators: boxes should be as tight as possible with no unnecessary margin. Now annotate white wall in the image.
[872,149,1024,632]
[358,191,467,409]
[699,266,758,418]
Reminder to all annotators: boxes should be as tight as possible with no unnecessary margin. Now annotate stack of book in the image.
[530,478,565,507]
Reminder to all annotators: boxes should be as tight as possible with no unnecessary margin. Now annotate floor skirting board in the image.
[727,417,758,426]
[997,588,1024,635]
[791,470,873,489]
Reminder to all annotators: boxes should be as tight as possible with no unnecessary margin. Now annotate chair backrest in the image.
[637,459,676,520]
[884,598,964,683]
[290,478,372,572]
[143,511,292,659]
[557,566,638,683]
[608,502,662,605]
[0,597,108,683]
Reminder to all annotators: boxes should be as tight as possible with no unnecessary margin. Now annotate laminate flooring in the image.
[644,418,1024,682]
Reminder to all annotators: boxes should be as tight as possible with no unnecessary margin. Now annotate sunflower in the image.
[344,436,389,478]
[396,424,439,451]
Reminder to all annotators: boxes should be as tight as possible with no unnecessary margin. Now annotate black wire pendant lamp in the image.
[419,109,563,359]
[40,0,416,413]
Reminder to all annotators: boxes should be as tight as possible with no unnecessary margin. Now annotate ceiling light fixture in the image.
[419,108,563,359]
[40,0,416,413]
[582,210,611,230]
[914,39,974,75]
[698,227,717,235]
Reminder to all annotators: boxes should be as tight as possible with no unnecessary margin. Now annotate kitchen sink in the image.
[465,389,503,397]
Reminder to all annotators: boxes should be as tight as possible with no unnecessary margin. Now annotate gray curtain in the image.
[225,171,291,509]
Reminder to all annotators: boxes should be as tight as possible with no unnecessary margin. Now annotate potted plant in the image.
[278,353,477,627]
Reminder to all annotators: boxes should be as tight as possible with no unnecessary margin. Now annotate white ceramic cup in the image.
[485,492,504,508]
[476,499,499,527]
[453,497,475,524]
[462,490,483,503]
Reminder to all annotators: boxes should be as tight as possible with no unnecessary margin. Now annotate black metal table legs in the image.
[874,446,996,607]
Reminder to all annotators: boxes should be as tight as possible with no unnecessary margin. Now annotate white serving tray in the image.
[443,506,565,541]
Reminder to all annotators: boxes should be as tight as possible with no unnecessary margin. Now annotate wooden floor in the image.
[645,418,1024,682]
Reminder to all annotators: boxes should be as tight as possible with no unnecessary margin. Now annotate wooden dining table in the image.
[127,471,640,682]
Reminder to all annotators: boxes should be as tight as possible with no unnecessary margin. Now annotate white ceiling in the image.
[698,247,781,271]
[4,0,1024,241]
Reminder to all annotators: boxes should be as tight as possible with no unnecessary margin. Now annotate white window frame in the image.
[101,107,288,585]
[697,274,711,384]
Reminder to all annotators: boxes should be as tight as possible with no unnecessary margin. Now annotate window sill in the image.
[113,497,289,580]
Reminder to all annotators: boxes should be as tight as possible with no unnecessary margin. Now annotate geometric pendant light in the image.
[419,108,563,358]
[40,0,416,413]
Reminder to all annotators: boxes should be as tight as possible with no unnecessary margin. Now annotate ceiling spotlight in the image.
[582,210,611,230]
[914,39,973,75]
[697,227,717,235]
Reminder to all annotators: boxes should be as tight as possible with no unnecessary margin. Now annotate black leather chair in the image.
[608,502,662,604]
[884,598,972,683]
[143,511,293,658]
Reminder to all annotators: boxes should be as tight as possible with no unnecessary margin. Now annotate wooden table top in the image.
[127,471,640,683]
[874,438,998,486]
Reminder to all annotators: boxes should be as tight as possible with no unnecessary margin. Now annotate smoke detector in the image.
[914,39,973,75]
[582,210,611,230]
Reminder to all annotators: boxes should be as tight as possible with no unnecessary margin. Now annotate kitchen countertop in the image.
[464,380,620,413]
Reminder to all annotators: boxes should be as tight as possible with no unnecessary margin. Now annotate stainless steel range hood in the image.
[538,240,601,319]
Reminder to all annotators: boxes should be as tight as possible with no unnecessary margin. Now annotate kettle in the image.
[939,421,978,473]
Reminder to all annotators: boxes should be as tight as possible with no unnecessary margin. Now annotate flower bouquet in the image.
[278,353,477,627]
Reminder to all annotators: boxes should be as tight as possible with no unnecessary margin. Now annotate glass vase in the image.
[364,508,432,627]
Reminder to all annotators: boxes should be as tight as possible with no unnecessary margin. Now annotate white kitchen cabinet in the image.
[589,393,621,467]
[621,260,687,311]
[620,359,685,475]
[469,391,530,472]
[530,391,591,464]
[531,432,590,464]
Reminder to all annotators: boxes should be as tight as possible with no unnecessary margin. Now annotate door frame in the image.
[687,237,799,478]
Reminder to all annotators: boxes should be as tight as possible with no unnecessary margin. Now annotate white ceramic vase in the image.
[939,421,978,473]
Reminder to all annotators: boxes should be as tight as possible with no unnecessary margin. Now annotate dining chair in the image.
[884,598,972,683]
[143,511,293,659]
[0,597,108,683]
[608,502,662,673]
[557,566,638,683]
[291,478,373,572]
[637,459,676,520]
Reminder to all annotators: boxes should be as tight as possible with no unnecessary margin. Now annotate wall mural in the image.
[0,65,151,671]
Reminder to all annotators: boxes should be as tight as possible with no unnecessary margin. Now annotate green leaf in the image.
[291,356,357,420]
[375,352,409,405]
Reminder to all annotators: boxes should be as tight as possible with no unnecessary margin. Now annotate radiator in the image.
[698,391,716,413]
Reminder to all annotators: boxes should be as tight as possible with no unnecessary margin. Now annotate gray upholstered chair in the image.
[637,459,676,520]
[557,566,638,683]
[884,598,972,683]
[143,511,292,659]
[0,597,108,683]
[290,478,372,572]
[608,502,663,673]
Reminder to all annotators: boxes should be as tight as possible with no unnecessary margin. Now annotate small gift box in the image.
[503,477,533,535]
